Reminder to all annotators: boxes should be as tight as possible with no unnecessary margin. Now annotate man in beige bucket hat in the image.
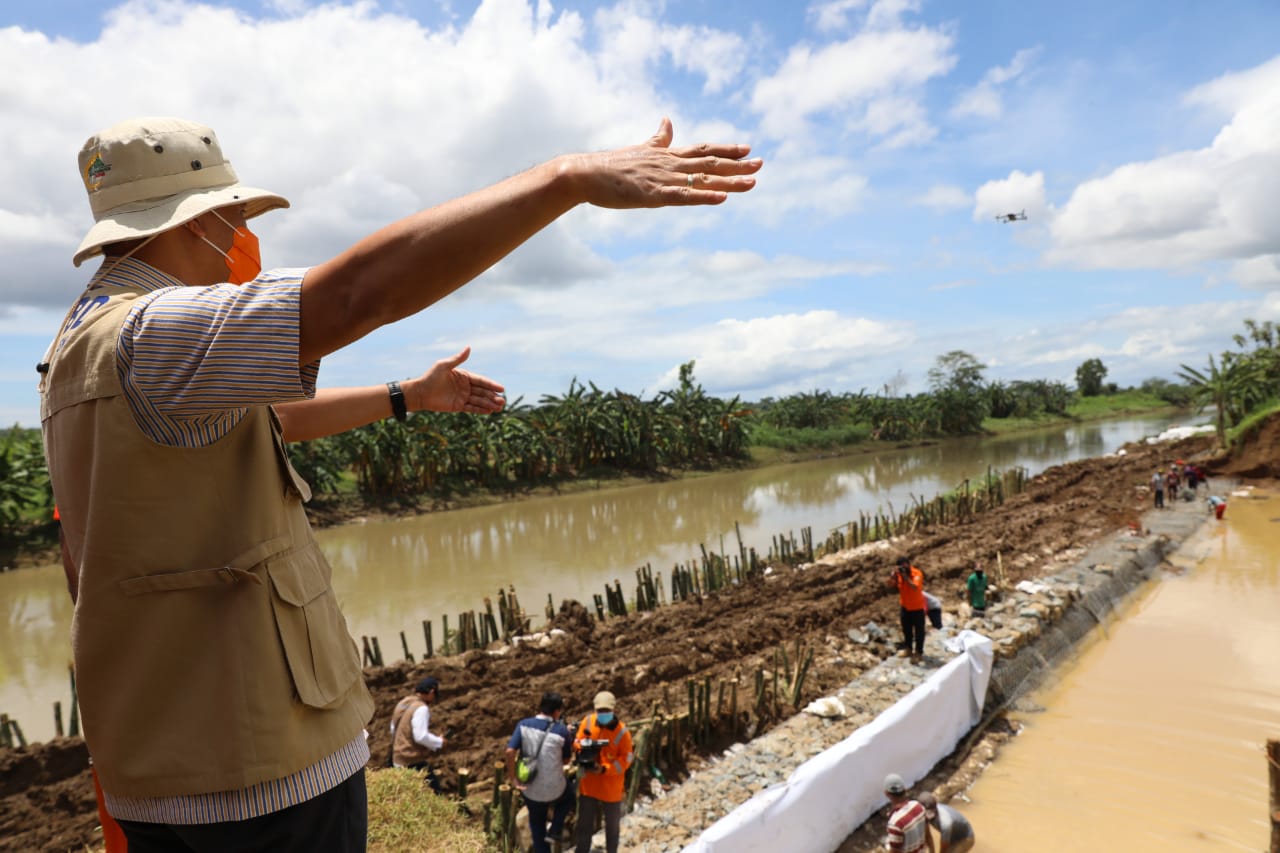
[40,116,760,851]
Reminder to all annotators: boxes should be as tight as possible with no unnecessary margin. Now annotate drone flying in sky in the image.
[996,210,1028,223]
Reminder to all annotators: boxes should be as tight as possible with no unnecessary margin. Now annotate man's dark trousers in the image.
[900,606,926,655]
[117,767,366,853]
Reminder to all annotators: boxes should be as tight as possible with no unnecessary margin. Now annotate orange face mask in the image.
[202,209,262,284]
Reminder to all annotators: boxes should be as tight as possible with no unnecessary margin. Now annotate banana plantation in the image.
[292,362,753,501]
[22,319,1280,553]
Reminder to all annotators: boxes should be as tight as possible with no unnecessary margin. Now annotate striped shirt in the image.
[76,256,320,446]
[887,799,929,853]
[77,258,365,823]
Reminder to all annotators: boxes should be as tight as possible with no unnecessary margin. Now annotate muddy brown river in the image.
[960,489,1279,850]
[0,413,1208,747]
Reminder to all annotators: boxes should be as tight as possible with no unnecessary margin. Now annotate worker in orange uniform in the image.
[888,556,928,660]
[573,691,633,853]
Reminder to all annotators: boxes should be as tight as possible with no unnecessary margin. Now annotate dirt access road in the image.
[4,422,1262,852]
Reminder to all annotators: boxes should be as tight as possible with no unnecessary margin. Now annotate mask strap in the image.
[198,233,231,261]
[211,208,246,236]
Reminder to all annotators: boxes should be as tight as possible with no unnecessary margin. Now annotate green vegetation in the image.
[982,389,1171,435]
[34,328,1280,567]
[1179,319,1280,447]
[366,769,487,853]
[1225,398,1280,447]
[0,426,53,552]
[1075,357,1108,397]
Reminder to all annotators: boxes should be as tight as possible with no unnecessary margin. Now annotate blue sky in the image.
[4,0,1280,426]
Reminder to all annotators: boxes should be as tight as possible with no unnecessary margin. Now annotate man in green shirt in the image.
[965,566,989,617]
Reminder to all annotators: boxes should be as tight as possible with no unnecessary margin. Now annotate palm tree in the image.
[1177,354,1267,447]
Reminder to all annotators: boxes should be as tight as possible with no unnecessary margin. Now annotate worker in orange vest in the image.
[888,556,928,659]
[573,691,633,853]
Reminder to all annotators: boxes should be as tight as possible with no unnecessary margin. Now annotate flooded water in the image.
[960,489,1280,851]
[0,413,1196,741]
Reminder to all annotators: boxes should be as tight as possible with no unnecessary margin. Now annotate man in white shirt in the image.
[390,677,447,791]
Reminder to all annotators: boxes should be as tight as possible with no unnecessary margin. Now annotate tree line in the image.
[12,318,1280,548]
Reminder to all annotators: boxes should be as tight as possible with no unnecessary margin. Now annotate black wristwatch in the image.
[387,380,408,421]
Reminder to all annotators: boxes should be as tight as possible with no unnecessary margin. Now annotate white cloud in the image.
[592,3,750,96]
[1230,255,1280,289]
[973,170,1048,223]
[807,0,869,34]
[650,309,912,396]
[951,47,1039,120]
[740,151,870,225]
[1001,298,1280,384]
[493,249,882,321]
[0,0,763,310]
[750,13,955,144]
[1046,56,1280,271]
[915,184,970,211]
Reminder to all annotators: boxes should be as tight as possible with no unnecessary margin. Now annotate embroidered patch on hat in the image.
[84,152,111,191]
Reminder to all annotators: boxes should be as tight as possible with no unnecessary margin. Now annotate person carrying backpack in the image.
[506,692,573,853]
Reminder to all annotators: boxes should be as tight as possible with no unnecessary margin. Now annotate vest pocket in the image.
[265,543,361,709]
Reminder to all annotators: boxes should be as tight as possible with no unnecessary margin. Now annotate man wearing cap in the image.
[883,773,934,853]
[915,792,974,853]
[389,677,447,791]
[40,116,758,851]
[573,691,633,853]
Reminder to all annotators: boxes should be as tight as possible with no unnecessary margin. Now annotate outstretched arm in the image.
[298,118,761,365]
[274,347,505,442]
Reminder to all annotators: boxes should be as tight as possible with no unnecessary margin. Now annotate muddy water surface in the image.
[0,413,1195,741]
[960,490,1280,851]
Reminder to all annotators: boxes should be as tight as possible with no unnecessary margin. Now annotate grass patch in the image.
[1226,398,1280,449]
[983,391,1177,435]
[367,768,489,853]
[747,422,873,452]
[1066,389,1171,419]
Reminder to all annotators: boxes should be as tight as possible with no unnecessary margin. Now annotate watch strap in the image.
[387,380,408,421]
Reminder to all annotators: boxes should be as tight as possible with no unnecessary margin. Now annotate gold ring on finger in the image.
[687,173,695,188]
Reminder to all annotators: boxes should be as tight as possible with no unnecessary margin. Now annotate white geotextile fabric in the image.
[684,630,994,853]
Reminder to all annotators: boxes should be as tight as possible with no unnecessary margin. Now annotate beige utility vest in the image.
[390,696,433,768]
[40,284,374,798]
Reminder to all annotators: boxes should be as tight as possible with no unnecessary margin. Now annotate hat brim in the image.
[73,183,289,267]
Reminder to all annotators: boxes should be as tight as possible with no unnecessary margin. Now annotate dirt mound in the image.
[0,738,98,852]
[0,429,1220,852]
[1211,411,1280,479]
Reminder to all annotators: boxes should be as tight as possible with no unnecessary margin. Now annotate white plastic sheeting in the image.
[684,631,994,853]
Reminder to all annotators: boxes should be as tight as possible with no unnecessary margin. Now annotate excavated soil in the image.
[0,423,1242,852]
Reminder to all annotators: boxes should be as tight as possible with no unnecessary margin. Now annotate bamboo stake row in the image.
[0,714,26,749]
[822,466,1029,556]
[341,468,1033,675]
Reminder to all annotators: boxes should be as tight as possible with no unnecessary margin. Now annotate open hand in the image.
[404,347,506,415]
[565,118,762,209]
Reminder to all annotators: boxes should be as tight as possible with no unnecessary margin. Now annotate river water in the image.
[0,413,1198,743]
[960,488,1279,851]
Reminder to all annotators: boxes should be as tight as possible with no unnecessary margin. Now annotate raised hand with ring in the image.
[567,118,762,209]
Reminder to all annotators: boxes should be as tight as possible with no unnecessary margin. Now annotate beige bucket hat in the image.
[73,117,289,267]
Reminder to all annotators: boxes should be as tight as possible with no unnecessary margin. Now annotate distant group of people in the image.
[1150,462,1229,519]
[1150,461,1205,508]
[887,557,990,660]
[389,681,633,853]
